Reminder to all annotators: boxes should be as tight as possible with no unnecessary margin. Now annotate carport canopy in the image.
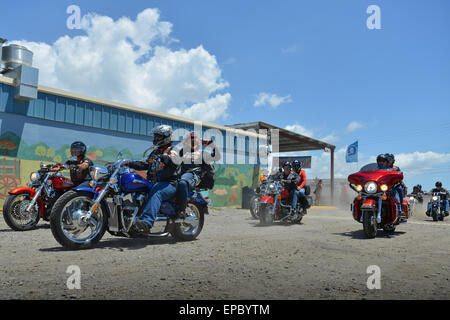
[228,121,336,203]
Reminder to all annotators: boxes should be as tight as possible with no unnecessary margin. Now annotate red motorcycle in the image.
[258,179,305,225]
[3,162,75,231]
[348,163,409,238]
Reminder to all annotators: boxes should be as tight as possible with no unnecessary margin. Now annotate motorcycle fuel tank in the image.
[120,172,153,193]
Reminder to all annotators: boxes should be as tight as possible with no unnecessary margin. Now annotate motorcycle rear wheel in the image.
[50,190,107,250]
[362,209,377,239]
[171,202,204,241]
[3,193,41,231]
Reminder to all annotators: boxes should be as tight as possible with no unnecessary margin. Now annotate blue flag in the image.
[346,141,358,163]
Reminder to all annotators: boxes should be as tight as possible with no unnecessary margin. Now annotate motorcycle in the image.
[258,179,306,225]
[348,163,409,239]
[426,192,447,221]
[407,193,423,216]
[49,153,208,250]
[3,162,75,231]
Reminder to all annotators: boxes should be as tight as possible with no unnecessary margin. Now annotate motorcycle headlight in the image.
[90,166,109,181]
[29,172,40,183]
[432,196,438,201]
[409,196,415,201]
[380,184,388,192]
[355,185,363,192]
[364,181,378,194]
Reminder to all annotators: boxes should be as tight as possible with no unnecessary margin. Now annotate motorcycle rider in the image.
[51,141,93,188]
[427,181,449,216]
[376,154,389,169]
[276,162,299,214]
[174,132,221,218]
[385,153,406,212]
[125,125,180,235]
[292,160,309,213]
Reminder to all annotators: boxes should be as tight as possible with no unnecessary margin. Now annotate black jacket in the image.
[127,147,179,185]
[275,171,299,191]
[65,157,93,186]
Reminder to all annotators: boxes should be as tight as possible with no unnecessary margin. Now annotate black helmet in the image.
[376,154,387,163]
[282,161,292,168]
[70,141,87,157]
[152,125,173,147]
[292,160,301,172]
[436,181,442,188]
[385,153,395,163]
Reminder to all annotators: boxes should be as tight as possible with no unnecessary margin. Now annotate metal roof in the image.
[227,121,336,153]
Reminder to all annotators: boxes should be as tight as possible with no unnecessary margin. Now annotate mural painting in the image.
[0,130,259,208]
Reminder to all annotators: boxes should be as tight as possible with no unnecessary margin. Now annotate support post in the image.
[330,147,335,205]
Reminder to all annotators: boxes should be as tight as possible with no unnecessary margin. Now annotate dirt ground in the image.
[0,203,449,300]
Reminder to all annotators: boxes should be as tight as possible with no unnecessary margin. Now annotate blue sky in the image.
[1,0,449,190]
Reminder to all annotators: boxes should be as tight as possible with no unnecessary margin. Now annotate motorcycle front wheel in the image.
[249,195,260,219]
[3,193,41,231]
[171,202,204,241]
[362,209,377,239]
[431,208,438,222]
[259,205,274,226]
[50,190,107,250]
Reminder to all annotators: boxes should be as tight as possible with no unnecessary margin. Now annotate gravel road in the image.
[0,204,449,300]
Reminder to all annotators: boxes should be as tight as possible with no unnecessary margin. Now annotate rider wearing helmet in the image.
[376,154,389,169]
[276,162,299,214]
[384,153,407,219]
[292,160,309,213]
[174,131,221,218]
[52,141,93,188]
[126,125,180,234]
[427,182,449,216]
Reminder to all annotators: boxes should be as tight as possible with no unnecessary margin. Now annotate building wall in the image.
[0,81,260,207]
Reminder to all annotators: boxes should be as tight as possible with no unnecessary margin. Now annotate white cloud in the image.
[254,92,292,108]
[285,124,314,137]
[345,121,364,133]
[281,45,297,54]
[12,8,230,122]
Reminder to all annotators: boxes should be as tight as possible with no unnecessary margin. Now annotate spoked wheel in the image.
[249,195,260,219]
[171,203,204,241]
[362,209,377,239]
[50,191,107,250]
[3,193,41,231]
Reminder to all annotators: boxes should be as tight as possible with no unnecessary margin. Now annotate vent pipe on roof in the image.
[1,39,39,101]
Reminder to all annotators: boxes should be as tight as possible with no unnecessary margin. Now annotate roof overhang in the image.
[227,121,336,153]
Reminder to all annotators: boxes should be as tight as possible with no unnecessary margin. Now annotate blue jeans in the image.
[177,173,199,209]
[140,181,177,227]
[291,188,306,209]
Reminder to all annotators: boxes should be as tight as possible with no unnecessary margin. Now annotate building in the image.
[0,43,334,208]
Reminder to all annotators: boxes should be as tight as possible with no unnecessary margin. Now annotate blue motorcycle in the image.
[49,155,209,250]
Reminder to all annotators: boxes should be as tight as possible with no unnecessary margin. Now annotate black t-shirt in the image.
[65,157,93,185]
[431,188,449,200]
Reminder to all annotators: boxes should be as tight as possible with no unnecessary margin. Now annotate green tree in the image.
[35,145,47,161]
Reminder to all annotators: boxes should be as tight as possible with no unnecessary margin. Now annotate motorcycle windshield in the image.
[348,163,404,188]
